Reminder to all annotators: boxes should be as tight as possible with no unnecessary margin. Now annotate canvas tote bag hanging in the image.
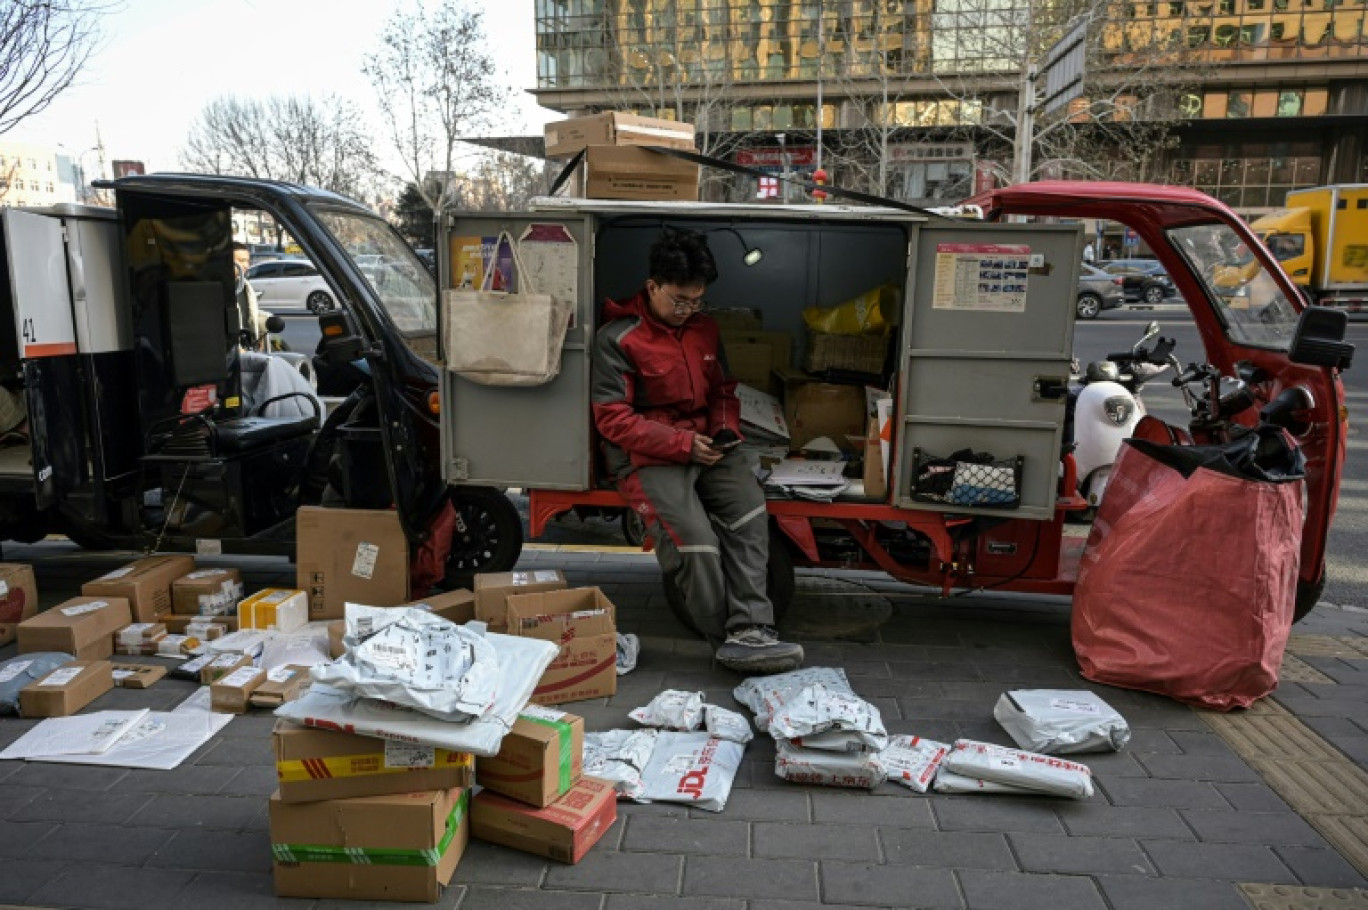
[443,232,574,387]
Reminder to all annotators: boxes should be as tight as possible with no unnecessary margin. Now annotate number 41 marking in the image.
[21,318,36,343]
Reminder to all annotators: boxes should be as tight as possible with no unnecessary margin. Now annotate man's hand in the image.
[690,433,723,465]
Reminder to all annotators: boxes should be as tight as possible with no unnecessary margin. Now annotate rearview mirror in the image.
[1288,307,1354,370]
[264,315,286,334]
[318,312,365,364]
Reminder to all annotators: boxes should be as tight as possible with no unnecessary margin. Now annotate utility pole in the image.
[1013,64,1037,185]
[815,2,823,172]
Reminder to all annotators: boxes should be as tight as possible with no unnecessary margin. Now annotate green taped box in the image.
[270,787,469,902]
[476,706,584,808]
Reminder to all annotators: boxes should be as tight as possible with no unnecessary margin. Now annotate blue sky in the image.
[19,0,555,175]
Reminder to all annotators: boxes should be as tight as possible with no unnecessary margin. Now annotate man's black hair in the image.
[232,241,250,252]
[649,228,718,286]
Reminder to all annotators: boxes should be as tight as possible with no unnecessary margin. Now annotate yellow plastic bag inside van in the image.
[802,285,899,335]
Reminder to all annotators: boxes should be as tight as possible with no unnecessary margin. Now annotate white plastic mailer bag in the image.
[943,739,1094,799]
[639,732,745,813]
[35,710,234,770]
[312,605,499,721]
[704,705,754,744]
[0,653,73,715]
[629,690,705,731]
[881,734,950,793]
[260,627,332,672]
[774,739,885,789]
[277,632,558,757]
[583,729,658,801]
[993,690,1131,754]
[734,667,850,731]
[769,683,889,753]
[932,769,1041,795]
[0,710,150,760]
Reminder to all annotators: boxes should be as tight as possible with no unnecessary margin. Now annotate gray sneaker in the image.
[715,625,804,674]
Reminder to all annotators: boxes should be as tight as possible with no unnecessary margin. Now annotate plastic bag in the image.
[768,682,888,753]
[583,729,658,800]
[704,705,754,745]
[616,633,640,675]
[734,666,854,732]
[881,734,950,792]
[933,769,1038,795]
[802,285,898,335]
[0,653,73,715]
[993,690,1130,754]
[630,690,705,731]
[943,739,1094,799]
[774,739,885,789]
[312,605,498,721]
[639,732,745,813]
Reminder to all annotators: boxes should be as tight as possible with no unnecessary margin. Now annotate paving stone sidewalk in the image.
[1,539,1367,910]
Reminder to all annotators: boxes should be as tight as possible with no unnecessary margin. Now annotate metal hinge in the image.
[452,457,470,481]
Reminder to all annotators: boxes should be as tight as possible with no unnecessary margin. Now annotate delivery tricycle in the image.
[438,182,1351,627]
[0,174,522,586]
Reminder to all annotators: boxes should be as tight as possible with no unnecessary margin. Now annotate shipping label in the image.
[351,542,379,579]
[61,600,109,617]
[40,666,84,687]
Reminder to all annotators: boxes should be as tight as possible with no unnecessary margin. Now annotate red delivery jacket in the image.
[592,289,741,468]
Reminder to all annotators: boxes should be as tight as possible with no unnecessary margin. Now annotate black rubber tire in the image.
[621,508,648,548]
[1076,293,1103,320]
[1143,284,1165,304]
[1293,560,1327,624]
[443,487,524,589]
[306,290,333,313]
[663,523,796,638]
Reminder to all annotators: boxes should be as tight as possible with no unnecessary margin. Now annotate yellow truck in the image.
[1250,184,1368,312]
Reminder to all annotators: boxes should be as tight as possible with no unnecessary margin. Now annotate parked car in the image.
[1076,263,1127,319]
[1099,258,1177,304]
[245,259,334,311]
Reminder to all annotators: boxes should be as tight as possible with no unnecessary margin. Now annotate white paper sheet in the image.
[35,710,233,770]
[0,710,150,760]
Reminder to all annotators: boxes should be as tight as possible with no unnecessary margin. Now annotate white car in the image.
[245,259,334,312]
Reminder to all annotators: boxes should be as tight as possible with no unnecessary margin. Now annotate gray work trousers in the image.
[606,445,773,641]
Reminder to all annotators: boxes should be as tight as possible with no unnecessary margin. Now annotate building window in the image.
[1276,89,1303,115]
[1226,90,1252,116]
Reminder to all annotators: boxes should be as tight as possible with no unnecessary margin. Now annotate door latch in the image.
[1033,376,1069,401]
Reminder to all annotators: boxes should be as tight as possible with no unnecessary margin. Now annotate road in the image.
[1077,308,1368,613]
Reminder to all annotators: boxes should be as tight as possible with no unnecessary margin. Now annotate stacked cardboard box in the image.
[544,112,699,202]
[171,567,244,616]
[114,622,167,655]
[19,660,113,717]
[473,570,567,633]
[505,587,617,706]
[269,721,476,900]
[81,554,195,622]
[476,706,584,808]
[238,588,307,633]
[18,596,133,661]
[296,507,409,619]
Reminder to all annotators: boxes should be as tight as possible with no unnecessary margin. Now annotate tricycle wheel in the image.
[1293,560,1327,624]
[621,508,648,548]
[663,523,795,637]
[443,487,523,589]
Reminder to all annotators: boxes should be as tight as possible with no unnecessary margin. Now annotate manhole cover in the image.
[780,575,893,641]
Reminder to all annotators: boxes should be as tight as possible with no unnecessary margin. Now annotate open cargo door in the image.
[439,214,593,490]
[0,210,85,509]
[896,222,1081,520]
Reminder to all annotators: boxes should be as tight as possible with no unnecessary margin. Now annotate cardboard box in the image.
[544,111,695,158]
[471,776,616,864]
[710,307,764,331]
[403,589,476,624]
[239,588,307,633]
[584,146,699,202]
[81,554,195,622]
[474,570,567,631]
[164,613,239,635]
[296,507,410,619]
[804,332,890,375]
[18,596,133,661]
[19,660,113,717]
[0,564,38,647]
[156,633,200,657]
[721,330,793,395]
[111,662,167,689]
[271,788,469,902]
[505,587,617,705]
[115,622,167,656]
[782,374,868,450]
[862,418,888,501]
[171,567,244,615]
[250,665,311,709]
[327,620,346,659]
[201,652,255,685]
[476,707,584,808]
[273,721,475,803]
[183,618,227,640]
[211,665,267,714]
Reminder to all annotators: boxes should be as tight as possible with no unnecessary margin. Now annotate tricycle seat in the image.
[212,414,318,454]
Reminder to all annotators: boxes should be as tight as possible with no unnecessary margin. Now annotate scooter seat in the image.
[212,415,318,454]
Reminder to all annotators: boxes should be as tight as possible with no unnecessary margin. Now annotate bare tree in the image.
[0,1,106,136]
[455,151,550,212]
[364,0,512,218]
[180,95,381,198]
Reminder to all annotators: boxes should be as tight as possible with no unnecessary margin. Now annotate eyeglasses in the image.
[660,288,708,313]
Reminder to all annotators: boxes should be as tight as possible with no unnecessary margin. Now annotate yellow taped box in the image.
[270,788,469,902]
[81,554,195,622]
[505,588,617,706]
[476,706,584,808]
[273,720,475,803]
[20,660,113,717]
[238,588,307,633]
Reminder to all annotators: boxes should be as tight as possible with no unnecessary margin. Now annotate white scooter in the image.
[1068,322,1176,513]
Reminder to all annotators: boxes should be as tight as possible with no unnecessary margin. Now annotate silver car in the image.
[1076,263,1127,319]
